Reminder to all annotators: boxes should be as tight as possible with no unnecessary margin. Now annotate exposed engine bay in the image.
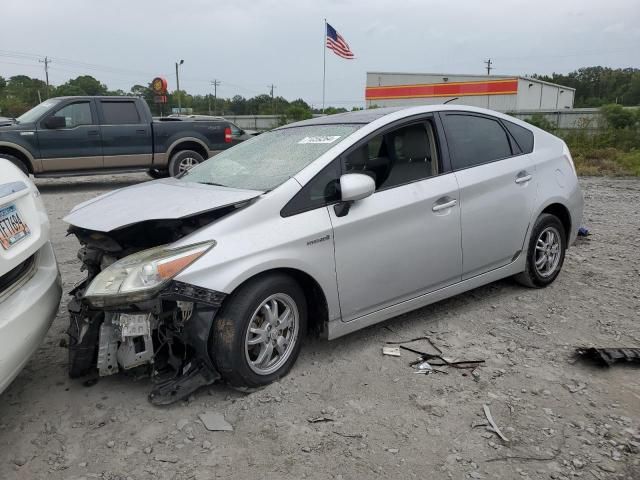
[66,208,234,405]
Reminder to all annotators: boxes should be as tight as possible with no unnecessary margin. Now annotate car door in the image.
[37,99,103,172]
[97,99,153,168]
[328,117,462,322]
[440,112,537,279]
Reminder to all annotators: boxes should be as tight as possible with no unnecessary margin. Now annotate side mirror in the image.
[340,173,375,202]
[334,173,375,217]
[44,116,66,129]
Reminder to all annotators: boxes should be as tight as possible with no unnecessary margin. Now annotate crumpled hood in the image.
[64,178,263,232]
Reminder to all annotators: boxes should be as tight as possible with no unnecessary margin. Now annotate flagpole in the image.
[322,18,326,114]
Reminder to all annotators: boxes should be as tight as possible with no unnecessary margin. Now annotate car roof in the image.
[279,104,536,130]
[280,107,407,128]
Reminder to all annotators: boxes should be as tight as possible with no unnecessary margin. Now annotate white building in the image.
[365,72,575,111]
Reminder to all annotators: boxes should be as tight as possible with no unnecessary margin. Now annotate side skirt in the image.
[326,258,525,340]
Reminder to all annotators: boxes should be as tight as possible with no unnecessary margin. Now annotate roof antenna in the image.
[444,97,459,104]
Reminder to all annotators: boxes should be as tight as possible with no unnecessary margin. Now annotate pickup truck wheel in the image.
[211,274,307,388]
[1,154,29,175]
[147,168,169,179]
[169,150,204,177]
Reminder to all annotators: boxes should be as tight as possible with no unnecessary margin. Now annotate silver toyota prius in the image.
[64,105,583,403]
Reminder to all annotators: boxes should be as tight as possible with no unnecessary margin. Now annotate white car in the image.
[64,106,583,403]
[0,159,61,394]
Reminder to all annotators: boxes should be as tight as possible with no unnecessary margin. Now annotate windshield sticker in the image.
[298,135,341,144]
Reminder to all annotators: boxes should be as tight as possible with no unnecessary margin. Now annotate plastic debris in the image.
[198,412,233,431]
[577,226,590,236]
[416,361,433,372]
[483,404,509,442]
[307,416,335,423]
[575,347,640,366]
[382,346,401,357]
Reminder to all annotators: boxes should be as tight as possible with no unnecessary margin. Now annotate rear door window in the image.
[100,101,141,124]
[442,114,513,170]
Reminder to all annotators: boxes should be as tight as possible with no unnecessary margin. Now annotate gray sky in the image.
[1,0,639,108]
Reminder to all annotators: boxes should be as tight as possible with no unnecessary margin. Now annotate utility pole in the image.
[484,58,493,76]
[39,56,50,99]
[211,79,221,115]
[175,59,184,114]
[268,84,276,115]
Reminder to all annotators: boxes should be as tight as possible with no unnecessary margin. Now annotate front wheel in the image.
[211,274,307,388]
[168,150,204,177]
[515,213,566,288]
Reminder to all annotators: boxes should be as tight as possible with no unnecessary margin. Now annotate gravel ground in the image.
[1,174,639,480]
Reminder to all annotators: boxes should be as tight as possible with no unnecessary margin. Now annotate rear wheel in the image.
[168,150,204,177]
[211,274,307,388]
[515,213,566,288]
[1,153,29,175]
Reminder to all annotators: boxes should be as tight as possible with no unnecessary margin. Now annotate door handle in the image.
[87,130,99,136]
[136,129,147,134]
[432,198,457,212]
[515,174,532,184]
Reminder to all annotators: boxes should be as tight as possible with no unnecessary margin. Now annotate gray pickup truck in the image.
[0,96,251,178]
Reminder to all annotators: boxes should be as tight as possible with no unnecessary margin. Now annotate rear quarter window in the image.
[503,120,534,154]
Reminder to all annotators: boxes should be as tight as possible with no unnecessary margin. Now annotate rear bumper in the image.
[0,241,62,394]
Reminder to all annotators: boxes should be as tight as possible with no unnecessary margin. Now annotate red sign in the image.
[366,78,518,100]
[151,77,168,95]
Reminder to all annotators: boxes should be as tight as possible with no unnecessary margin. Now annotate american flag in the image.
[326,23,354,59]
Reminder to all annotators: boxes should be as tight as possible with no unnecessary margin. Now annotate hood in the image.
[0,122,34,133]
[64,178,263,232]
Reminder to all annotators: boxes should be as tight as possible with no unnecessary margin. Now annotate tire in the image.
[147,168,169,179]
[67,311,103,378]
[515,213,567,288]
[168,150,204,177]
[1,153,29,175]
[211,274,307,388]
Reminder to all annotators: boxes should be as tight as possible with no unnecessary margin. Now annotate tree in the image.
[63,75,108,95]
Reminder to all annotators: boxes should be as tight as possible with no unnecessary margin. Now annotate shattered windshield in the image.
[181,124,361,191]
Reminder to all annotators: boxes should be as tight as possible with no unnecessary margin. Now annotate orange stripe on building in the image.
[365,78,519,100]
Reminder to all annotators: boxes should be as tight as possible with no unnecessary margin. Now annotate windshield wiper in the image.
[199,181,228,187]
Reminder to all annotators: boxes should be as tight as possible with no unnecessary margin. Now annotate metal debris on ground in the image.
[198,412,233,431]
[382,346,401,357]
[482,404,510,442]
[575,347,640,366]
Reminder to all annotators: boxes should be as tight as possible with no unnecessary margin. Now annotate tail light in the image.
[224,127,232,143]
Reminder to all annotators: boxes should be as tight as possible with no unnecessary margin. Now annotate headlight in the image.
[84,241,215,307]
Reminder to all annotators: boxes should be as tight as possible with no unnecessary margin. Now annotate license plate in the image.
[118,313,151,337]
[0,204,31,250]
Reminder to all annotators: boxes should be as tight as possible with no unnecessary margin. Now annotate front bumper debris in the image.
[68,279,226,405]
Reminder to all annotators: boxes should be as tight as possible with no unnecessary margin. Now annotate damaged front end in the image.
[66,214,229,405]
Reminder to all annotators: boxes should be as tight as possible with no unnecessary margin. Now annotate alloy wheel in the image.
[534,226,562,277]
[178,156,199,173]
[244,293,299,375]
